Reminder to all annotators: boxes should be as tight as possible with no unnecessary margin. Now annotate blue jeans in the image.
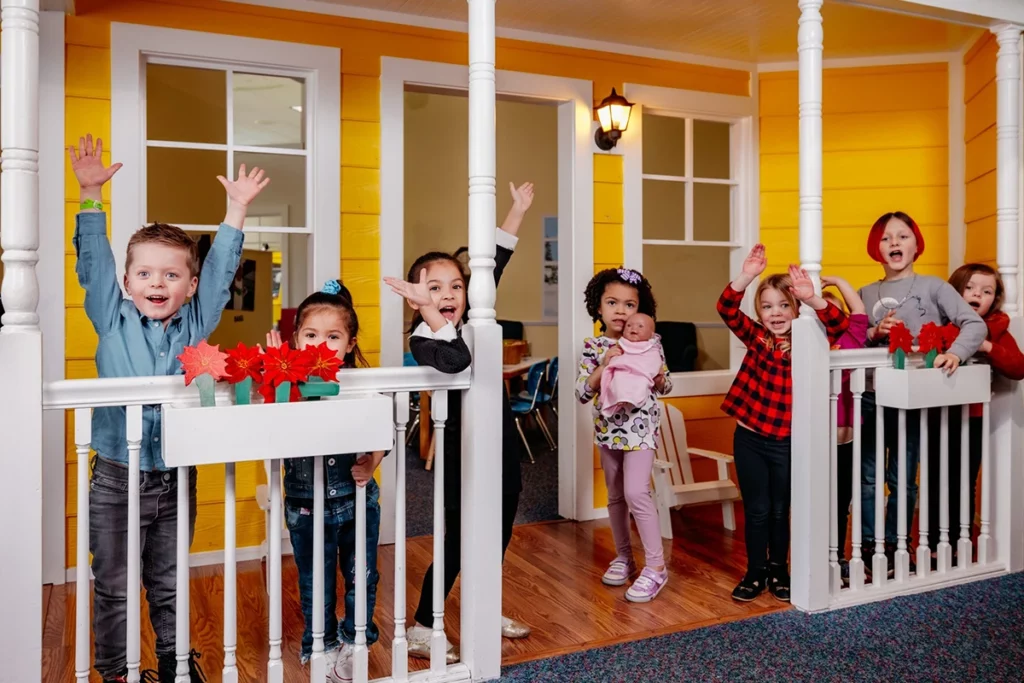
[860,392,921,546]
[285,490,381,661]
[89,457,197,679]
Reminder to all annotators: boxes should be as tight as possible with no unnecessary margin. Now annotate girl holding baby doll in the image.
[576,268,672,603]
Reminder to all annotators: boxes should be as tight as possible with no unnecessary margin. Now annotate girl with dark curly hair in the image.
[575,266,672,603]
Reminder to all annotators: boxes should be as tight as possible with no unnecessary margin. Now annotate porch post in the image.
[460,0,503,679]
[0,0,44,678]
[790,0,831,612]
[990,25,1024,572]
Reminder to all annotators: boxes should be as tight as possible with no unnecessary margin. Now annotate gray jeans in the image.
[89,456,197,678]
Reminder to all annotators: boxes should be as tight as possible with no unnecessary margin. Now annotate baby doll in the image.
[599,313,665,416]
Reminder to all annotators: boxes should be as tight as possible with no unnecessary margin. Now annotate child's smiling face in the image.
[878,217,918,275]
[123,243,198,323]
[758,286,796,336]
[295,307,355,359]
[423,260,466,323]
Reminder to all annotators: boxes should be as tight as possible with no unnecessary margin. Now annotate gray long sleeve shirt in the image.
[858,274,986,362]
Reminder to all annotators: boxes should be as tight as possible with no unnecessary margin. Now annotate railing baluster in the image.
[223,463,238,683]
[126,404,143,682]
[175,465,191,683]
[849,369,865,590]
[829,369,841,596]
[958,404,973,567]
[430,390,448,674]
[392,392,411,682]
[353,478,369,682]
[310,455,326,683]
[268,459,283,682]
[978,401,992,564]
[894,409,909,582]
[917,409,930,577]
[938,406,952,572]
[872,394,886,585]
[74,409,92,683]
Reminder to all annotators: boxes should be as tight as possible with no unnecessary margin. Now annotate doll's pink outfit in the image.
[599,338,663,417]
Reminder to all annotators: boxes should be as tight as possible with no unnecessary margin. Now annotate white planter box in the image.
[874,364,991,411]
[161,392,395,467]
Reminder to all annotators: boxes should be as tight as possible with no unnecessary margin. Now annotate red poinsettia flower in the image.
[224,342,263,384]
[177,340,228,386]
[917,322,943,355]
[257,381,302,404]
[940,323,960,353]
[262,343,312,387]
[888,323,914,354]
[306,342,343,381]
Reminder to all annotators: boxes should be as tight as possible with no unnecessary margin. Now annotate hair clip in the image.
[321,280,342,295]
[617,268,641,285]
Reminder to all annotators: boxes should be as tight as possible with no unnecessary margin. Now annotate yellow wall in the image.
[963,34,998,266]
[62,0,749,564]
[403,91,560,357]
[759,64,950,288]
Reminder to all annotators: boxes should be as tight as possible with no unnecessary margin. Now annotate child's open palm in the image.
[787,265,816,302]
[742,244,767,278]
[383,270,433,309]
[510,181,535,215]
[217,164,270,207]
[69,135,122,189]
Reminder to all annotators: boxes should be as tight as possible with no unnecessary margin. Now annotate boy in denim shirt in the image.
[71,134,270,683]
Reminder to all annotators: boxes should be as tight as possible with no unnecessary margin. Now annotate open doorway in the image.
[401,87,562,536]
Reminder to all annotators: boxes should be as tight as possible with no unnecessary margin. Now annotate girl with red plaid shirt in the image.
[719,244,850,602]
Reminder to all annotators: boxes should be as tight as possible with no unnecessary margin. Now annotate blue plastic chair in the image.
[509,361,554,462]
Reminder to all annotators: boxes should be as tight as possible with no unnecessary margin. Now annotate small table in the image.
[503,356,549,381]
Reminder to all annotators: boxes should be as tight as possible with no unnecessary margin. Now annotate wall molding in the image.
[757,51,959,72]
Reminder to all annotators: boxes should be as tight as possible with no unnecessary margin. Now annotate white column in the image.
[0,0,43,680]
[790,0,830,613]
[460,0,503,678]
[995,25,1022,316]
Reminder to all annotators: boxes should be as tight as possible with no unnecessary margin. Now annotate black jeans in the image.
[414,488,520,627]
[836,441,853,560]
[89,457,197,679]
[733,426,791,575]
[927,412,983,550]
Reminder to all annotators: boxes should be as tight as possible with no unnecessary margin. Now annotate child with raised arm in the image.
[266,281,384,682]
[720,245,849,602]
[384,182,534,662]
[71,134,269,683]
[576,270,672,602]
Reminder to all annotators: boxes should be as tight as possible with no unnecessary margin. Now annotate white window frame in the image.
[110,24,340,294]
[622,82,758,395]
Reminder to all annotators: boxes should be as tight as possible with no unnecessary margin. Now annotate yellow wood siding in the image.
[963,34,998,267]
[62,0,750,562]
[759,64,950,286]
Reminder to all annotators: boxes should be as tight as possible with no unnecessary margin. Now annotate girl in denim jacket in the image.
[267,281,384,682]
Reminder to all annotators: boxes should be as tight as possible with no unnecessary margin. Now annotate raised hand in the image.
[742,244,767,279]
[820,275,841,289]
[218,164,270,207]
[383,269,434,309]
[265,329,283,350]
[510,181,535,215]
[787,264,816,302]
[69,135,122,190]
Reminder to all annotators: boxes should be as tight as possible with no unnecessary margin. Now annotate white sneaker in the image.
[329,643,354,683]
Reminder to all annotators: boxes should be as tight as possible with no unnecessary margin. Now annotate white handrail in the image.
[42,367,471,410]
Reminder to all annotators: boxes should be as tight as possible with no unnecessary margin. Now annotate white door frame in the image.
[378,57,596,539]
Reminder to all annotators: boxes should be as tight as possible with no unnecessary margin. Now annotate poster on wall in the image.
[226,259,257,312]
[542,216,558,322]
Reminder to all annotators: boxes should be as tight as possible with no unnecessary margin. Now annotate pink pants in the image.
[600,447,665,568]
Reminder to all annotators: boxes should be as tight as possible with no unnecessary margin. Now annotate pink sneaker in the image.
[601,557,636,586]
[625,567,668,603]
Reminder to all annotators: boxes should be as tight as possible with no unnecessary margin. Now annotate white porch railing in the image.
[44,365,492,683]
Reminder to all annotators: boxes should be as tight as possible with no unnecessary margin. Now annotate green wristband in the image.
[80,198,103,211]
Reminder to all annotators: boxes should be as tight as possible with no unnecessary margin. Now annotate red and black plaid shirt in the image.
[718,284,849,439]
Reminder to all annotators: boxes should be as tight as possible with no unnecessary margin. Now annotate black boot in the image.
[731,568,767,602]
[767,562,790,602]
[157,650,207,683]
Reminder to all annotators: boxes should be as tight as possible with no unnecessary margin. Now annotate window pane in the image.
[234,152,307,228]
[643,244,732,371]
[642,114,686,177]
[233,73,305,149]
[146,64,226,144]
[693,183,732,242]
[692,119,730,180]
[642,178,685,240]
[147,147,226,225]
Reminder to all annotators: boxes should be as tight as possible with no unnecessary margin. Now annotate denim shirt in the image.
[74,212,244,471]
[284,454,380,519]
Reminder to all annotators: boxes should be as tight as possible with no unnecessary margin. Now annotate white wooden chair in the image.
[652,400,740,539]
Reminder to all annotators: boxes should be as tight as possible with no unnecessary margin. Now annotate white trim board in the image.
[109,23,340,299]
[757,51,959,72]
[379,57,596,522]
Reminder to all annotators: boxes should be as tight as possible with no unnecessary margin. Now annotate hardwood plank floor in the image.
[42,504,787,682]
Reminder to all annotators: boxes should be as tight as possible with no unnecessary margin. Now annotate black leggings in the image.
[414,488,520,627]
[733,426,792,575]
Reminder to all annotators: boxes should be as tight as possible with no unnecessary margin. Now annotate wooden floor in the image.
[42,504,787,682]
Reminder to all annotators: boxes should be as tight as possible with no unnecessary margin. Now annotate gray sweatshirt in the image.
[858,273,986,362]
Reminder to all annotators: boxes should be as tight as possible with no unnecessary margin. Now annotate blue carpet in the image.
[500,573,1024,682]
